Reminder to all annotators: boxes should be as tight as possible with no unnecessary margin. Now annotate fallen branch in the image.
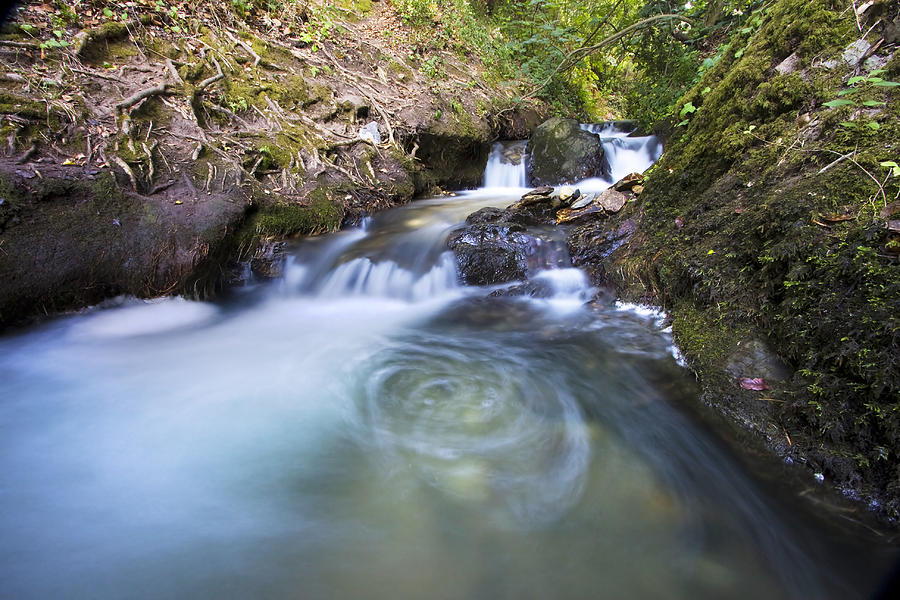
[115,83,171,113]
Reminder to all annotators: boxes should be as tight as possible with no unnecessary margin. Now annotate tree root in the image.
[115,84,172,114]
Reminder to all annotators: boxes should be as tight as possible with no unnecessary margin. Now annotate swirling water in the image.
[0,131,895,599]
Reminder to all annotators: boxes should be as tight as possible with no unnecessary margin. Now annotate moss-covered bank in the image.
[585,0,900,520]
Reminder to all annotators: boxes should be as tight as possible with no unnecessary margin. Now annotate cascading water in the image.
[483,140,528,189]
[0,125,894,600]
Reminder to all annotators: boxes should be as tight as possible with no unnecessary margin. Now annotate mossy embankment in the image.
[0,1,542,329]
[574,0,900,519]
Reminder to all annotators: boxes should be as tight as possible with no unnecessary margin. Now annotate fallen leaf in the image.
[740,377,770,391]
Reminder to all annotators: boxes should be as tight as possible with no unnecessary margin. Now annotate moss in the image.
[604,0,900,517]
[250,191,343,239]
[0,91,49,121]
[76,21,130,63]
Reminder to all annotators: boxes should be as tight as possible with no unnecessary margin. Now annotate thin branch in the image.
[523,14,693,100]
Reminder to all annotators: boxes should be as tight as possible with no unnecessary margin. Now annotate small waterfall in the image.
[576,121,663,190]
[483,140,528,188]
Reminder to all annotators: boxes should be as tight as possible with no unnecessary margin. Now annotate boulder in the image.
[526,117,610,186]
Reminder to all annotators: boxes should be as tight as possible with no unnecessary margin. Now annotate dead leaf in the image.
[740,377,770,391]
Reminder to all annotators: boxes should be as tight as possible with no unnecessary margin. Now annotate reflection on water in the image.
[0,140,896,599]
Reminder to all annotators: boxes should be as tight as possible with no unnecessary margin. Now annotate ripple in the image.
[351,335,590,525]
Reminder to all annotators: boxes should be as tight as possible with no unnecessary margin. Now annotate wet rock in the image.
[725,339,792,383]
[613,172,645,192]
[447,224,530,285]
[487,279,555,299]
[556,189,628,224]
[558,186,580,205]
[526,117,610,186]
[249,240,286,279]
[567,218,637,286]
[569,193,595,210]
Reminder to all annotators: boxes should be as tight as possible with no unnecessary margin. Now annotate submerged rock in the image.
[526,117,610,186]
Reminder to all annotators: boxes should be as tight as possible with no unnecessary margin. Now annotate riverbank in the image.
[568,0,900,523]
[0,0,543,327]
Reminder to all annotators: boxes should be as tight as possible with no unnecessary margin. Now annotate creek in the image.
[0,125,895,599]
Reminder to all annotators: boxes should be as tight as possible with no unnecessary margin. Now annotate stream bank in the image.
[0,1,542,328]
[565,0,900,523]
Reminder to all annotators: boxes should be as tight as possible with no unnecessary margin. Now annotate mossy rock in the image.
[526,117,610,186]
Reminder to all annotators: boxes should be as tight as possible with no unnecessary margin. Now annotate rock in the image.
[613,172,645,192]
[556,202,605,224]
[508,186,555,211]
[526,117,610,186]
[558,186,580,204]
[597,188,628,213]
[358,121,381,145]
[556,189,627,224]
[725,339,791,383]
[447,224,530,285]
[632,185,644,195]
[774,52,801,75]
[569,193,594,210]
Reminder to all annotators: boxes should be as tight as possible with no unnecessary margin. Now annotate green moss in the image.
[251,192,343,238]
[613,0,900,517]
[0,91,49,121]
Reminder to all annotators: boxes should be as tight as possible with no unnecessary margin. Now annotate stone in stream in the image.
[556,189,628,224]
[526,117,610,186]
[613,172,645,192]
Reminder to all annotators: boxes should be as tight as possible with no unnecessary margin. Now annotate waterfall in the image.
[482,140,528,189]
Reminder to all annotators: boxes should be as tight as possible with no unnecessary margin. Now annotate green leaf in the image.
[867,77,884,83]
[867,122,880,131]
[847,75,866,85]
[734,48,744,59]
[823,99,856,108]
[880,162,900,177]
[679,102,696,117]
[701,86,711,95]
[676,119,689,127]
[103,8,114,17]
[740,27,752,34]
[707,249,716,255]
[873,81,900,87]
[839,121,857,128]
[837,88,857,96]
[862,100,886,107]
[869,69,887,76]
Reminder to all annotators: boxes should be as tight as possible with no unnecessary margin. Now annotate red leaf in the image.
[740,377,770,391]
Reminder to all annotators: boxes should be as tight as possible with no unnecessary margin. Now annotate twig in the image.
[817,151,852,175]
[67,66,122,82]
[820,149,887,206]
[0,40,38,49]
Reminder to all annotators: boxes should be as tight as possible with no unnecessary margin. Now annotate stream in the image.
[0,125,896,599]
